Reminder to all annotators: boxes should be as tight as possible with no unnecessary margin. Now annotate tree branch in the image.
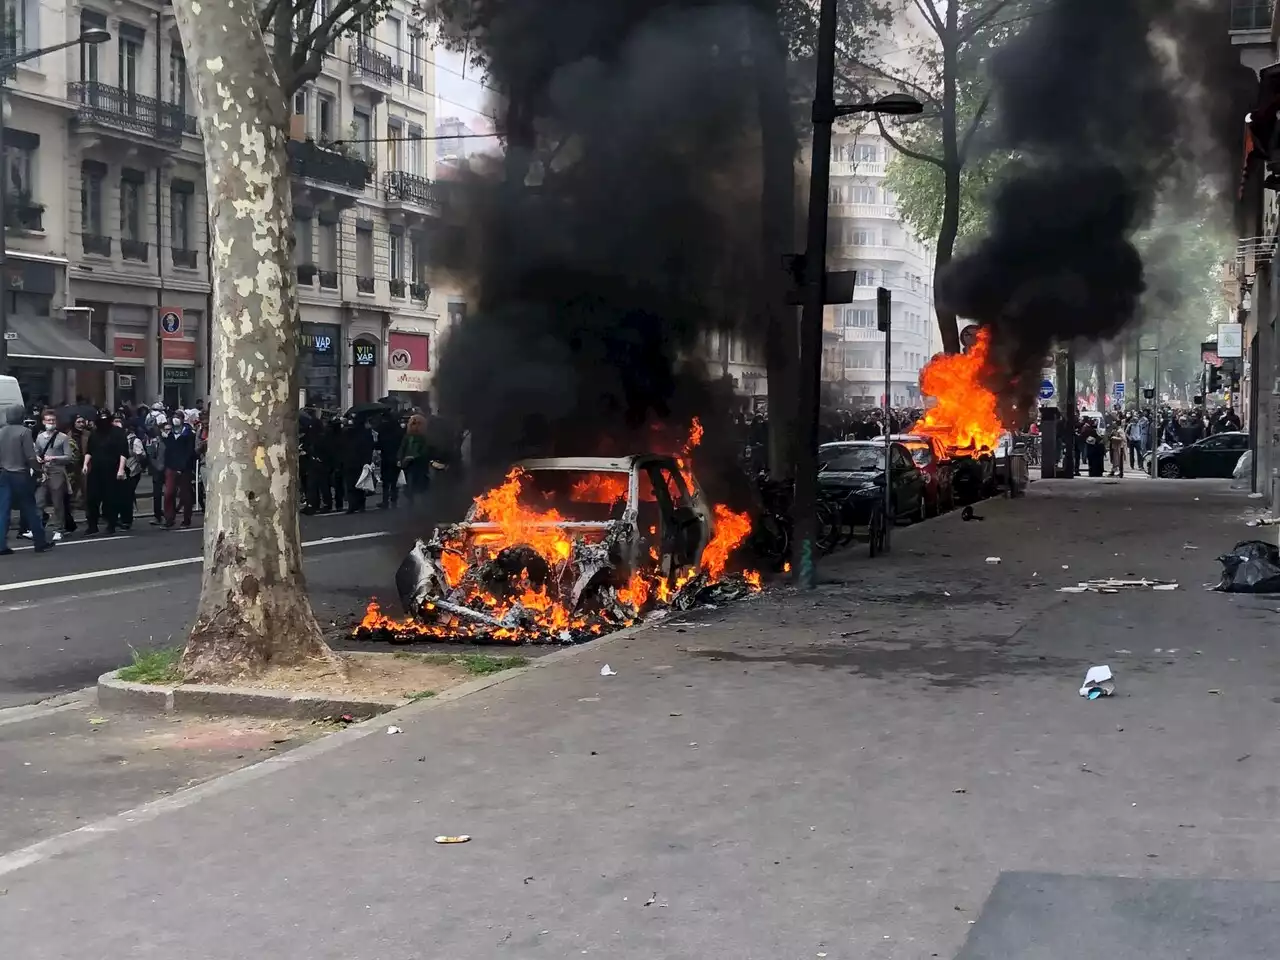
[291,0,375,91]
[258,0,287,33]
[958,90,993,163]
[914,0,946,36]
[959,0,1017,41]
[877,116,945,169]
[839,55,939,111]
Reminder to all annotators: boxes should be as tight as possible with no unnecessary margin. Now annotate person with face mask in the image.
[31,410,70,540]
[0,405,51,553]
[162,414,196,528]
[83,413,127,535]
[115,414,146,531]
[147,420,169,526]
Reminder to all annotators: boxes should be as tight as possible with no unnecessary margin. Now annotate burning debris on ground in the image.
[353,423,762,646]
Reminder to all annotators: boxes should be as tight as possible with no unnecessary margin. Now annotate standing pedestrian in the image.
[162,414,197,528]
[326,417,345,513]
[1127,415,1144,470]
[117,415,146,531]
[1108,419,1127,478]
[377,412,403,509]
[397,414,431,504]
[0,406,52,554]
[147,420,169,525]
[341,416,374,513]
[31,409,70,541]
[83,413,127,536]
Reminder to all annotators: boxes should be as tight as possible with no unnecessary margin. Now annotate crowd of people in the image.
[0,398,209,553]
[1060,404,1242,478]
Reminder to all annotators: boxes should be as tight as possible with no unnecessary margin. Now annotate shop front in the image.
[387,330,430,410]
[299,322,341,412]
[351,338,379,406]
[112,334,147,407]
[162,337,199,409]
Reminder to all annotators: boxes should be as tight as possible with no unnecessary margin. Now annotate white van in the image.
[0,375,24,424]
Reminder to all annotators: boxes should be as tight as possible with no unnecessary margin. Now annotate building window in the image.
[293,87,308,123]
[120,177,142,241]
[318,221,337,271]
[118,30,142,97]
[409,32,422,77]
[851,185,877,204]
[317,93,335,141]
[352,109,371,160]
[410,237,423,283]
[81,167,104,236]
[854,269,877,287]
[356,225,374,278]
[3,0,30,52]
[294,214,313,265]
[389,232,402,280]
[4,138,33,199]
[170,185,191,251]
[855,143,878,162]
[407,127,423,175]
[386,16,402,65]
[1231,0,1274,30]
[168,51,187,109]
[80,12,103,81]
[386,120,402,170]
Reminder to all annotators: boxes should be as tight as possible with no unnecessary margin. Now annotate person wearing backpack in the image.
[32,409,70,541]
[115,414,147,531]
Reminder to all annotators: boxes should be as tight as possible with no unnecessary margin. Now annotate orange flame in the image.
[570,473,628,504]
[700,504,752,580]
[472,468,573,565]
[911,327,1004,451]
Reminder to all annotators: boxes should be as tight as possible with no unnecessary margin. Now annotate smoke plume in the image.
[936,0,1243,400]
[431,2,779,497]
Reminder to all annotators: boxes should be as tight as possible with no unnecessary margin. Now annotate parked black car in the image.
[818,441,929,522]
[1156,431,1249,479]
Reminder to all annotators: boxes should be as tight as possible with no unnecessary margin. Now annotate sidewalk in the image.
[4,478,1280,959]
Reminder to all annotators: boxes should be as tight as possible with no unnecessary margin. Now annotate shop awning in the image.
[6,315,112,365]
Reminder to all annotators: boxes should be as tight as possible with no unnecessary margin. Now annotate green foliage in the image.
[392,650,529,675]
[117,646,182,685]
[264,0,393,97]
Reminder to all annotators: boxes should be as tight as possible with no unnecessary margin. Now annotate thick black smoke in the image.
[432,2,777,498]
[936,0,1242,398]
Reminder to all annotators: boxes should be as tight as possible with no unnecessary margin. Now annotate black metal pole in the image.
[1062,347,1076,479]
[0,77,9,375]
[792,0,839,589]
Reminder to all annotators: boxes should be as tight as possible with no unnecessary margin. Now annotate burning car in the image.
[356,450,760,645]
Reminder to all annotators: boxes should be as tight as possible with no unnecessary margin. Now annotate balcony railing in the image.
[383,171,440,211]
[350,43,402,86]
[318,269,338,289]
[67,82,192,144]
[1231,0,1274,30]
[389,278,406,298]
[6,197,43,232]
[356,275,376,294]
[297,263,317,286]
[410,281,429,301]
[287,139,372,192]
[121,238,149,262]
[408,69,424,91]
[172,248,198,269]
[83,234,112,256]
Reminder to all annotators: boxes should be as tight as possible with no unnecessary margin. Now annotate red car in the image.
[890,434,955,515]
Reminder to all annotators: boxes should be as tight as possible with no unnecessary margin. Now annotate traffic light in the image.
[877,287,891,332]
[1208,366,1222,393]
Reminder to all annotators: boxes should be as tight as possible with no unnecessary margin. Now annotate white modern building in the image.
[0,0,464,413]
[822,124,936,408]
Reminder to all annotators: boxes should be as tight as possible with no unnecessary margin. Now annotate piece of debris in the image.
[1245,516,1277,528]
[87,717,109,725]
[434,835,471,844]
[600,665,617,677]
[1058,586,1088,594]
[1183,543,1199,550]
[1060,578,1177,594]
[338,713,356,725]
[1214,540,1280,594]
[386,725,403,735]
[1250,492,1265,499]
[961,506,984,522]
[985,557,1001,564]
[1079,665,1115,699]
[1237,754,1251,763]
[524,877,534,884]
[1208,689,1223,696]
[1062,565,1070,570]
[952,788,967,794]
[644,893,657,907]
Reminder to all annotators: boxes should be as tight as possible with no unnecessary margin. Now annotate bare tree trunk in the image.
[933,12,962,356]
[172,0,335,682]
[750,4,798,477]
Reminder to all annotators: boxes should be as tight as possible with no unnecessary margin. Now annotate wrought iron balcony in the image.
[297,263,317,286]
[121,238,149,262]
[6,196,43,232]
[410,281,429,301]
[318,269,339,289]
[286,139,371,192]
[350,43,402,87]
[383,171,440,212]
[67,82,192,144]
[172,248,198,269]
[389,278,406,298]
[83,234,112,257]
[408,70,424,91]
[356,275,376,294]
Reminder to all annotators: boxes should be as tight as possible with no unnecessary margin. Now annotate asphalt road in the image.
[0,508,418,709]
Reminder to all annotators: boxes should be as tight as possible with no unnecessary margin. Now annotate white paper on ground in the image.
[1079,665,1113,697]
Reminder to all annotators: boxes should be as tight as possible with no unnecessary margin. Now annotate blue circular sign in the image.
[1038,379,1055,401]
[160,310,182,336]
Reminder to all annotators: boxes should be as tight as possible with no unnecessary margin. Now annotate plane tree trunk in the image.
[171,0,336,681]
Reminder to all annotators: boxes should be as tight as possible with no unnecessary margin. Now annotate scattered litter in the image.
[985,557,1001,564]
[944,591,952,597]
[1246,515,1277,527]
[1214,540,1280,594]
[1208,689,1223,696]
[337,713,356,725]
[87,717,109,725]
[1237,754,1252,763]
[386,725,402,735]
[1079,665,1115,699]
[1115,649,1132,654]
[434,835,471,844]
[1057,586,1088,594]
[1250,492,1265,499]
[1182,543,1199,550]
[1060,578,1177,594]
[961,506,984,522]
[1152,583,1179,591]
[600,665,617,677]
[644,893,657,907]
[1062,565,1069,570]
[953,788,967,794]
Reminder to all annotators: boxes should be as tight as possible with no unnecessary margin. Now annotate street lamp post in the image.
[0,28,110,374]
[792,0,921,588]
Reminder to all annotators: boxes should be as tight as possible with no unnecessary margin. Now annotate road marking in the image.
[0,531,390,594]
[11,534,130,553]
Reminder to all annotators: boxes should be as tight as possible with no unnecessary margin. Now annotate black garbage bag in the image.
[1215,540,1280,594]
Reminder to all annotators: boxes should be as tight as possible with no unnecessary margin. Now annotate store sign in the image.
[1217,322,1243,359]
[162,338,197,362]
[160,307,183,339]
[388,331,429,391]
[163,367,195,384]
[300,329,335,353]
[117,374,134,388]
[353,342,378,366]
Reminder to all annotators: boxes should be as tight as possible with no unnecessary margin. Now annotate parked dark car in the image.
[818,441,929,522]
[890,434,954,515]
[1156,431,1249,479]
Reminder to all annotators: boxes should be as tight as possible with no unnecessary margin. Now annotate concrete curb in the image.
[95,671,404,721]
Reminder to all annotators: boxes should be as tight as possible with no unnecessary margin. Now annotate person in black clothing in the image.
[162,416,197,528]
[300,414,326,515]
[325,417,345,512]
[376,413,403,509]
[341,417,375,513]
[83,413,127,535]
[1218,407,1242,433]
